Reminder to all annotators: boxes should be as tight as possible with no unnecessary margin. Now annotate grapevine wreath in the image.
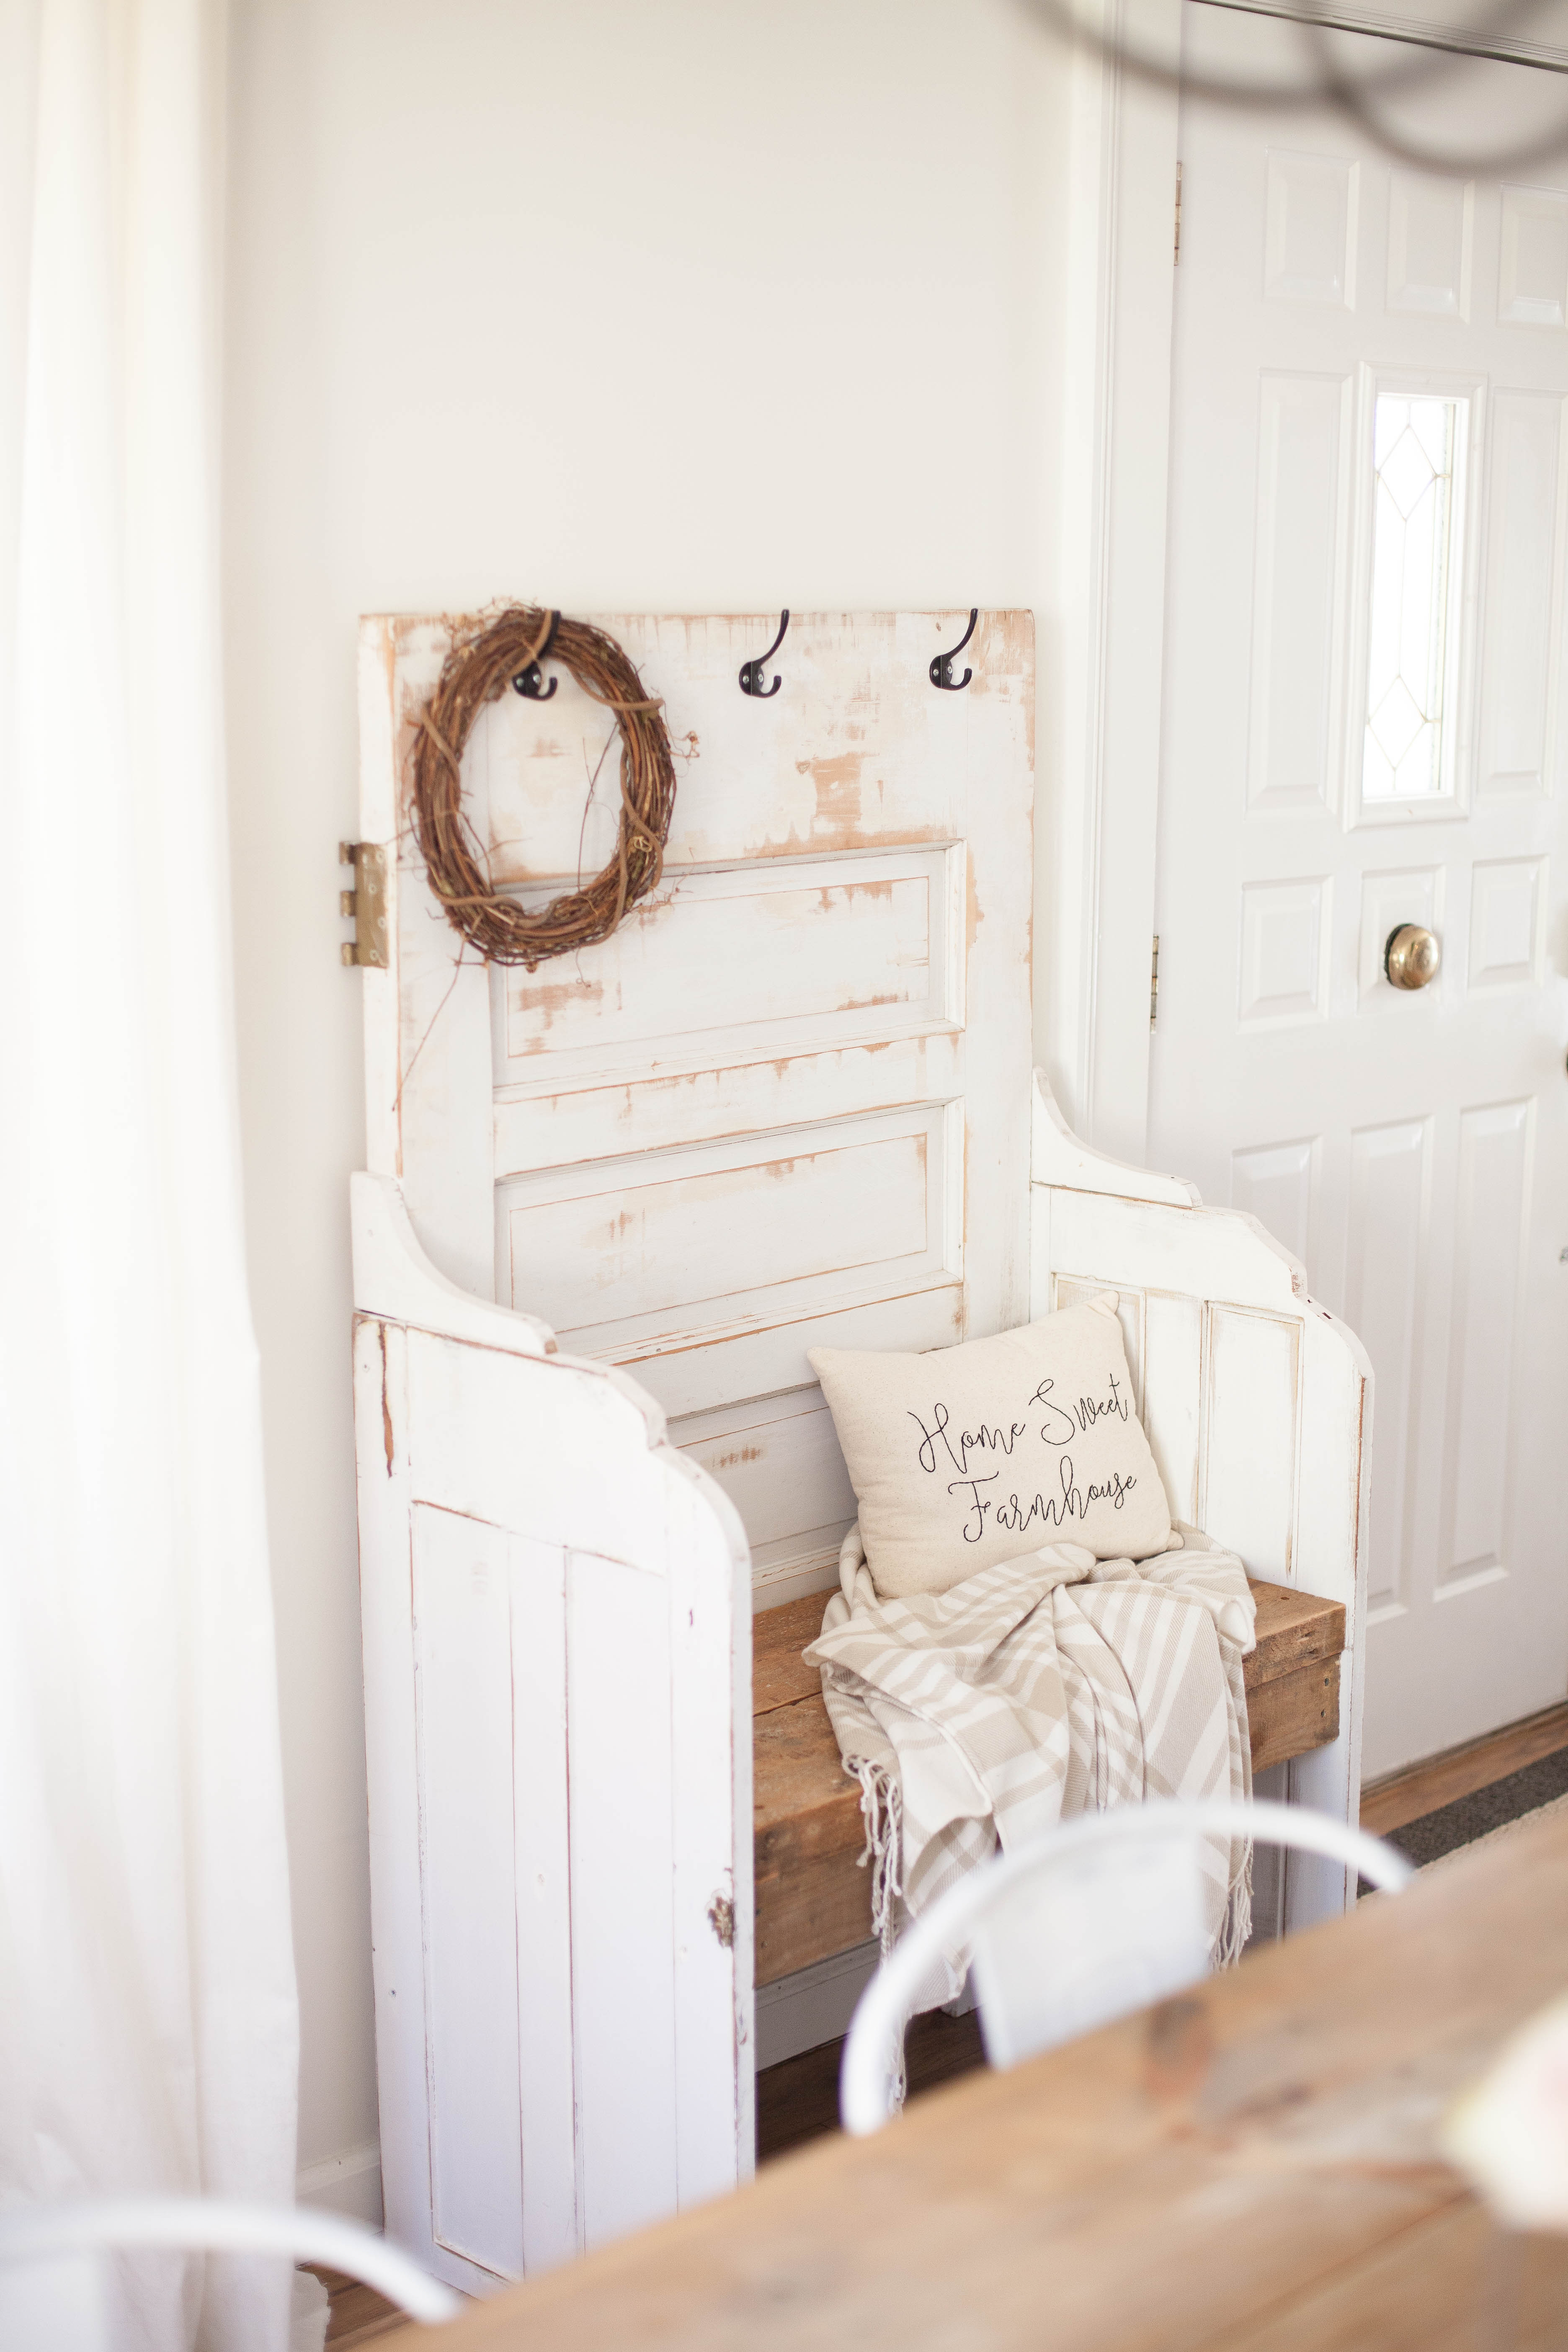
[409,605,677,969]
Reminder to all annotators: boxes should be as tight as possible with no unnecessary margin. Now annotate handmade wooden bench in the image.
[753,1580,1348,1984]
[350,608,1373,2287]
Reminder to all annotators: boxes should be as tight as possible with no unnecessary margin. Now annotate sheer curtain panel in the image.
[0,3,299,2347]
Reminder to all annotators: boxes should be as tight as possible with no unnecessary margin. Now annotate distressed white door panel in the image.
[674,1390,859,1606]
[1200,1306,1302,1582]
[1478,392,1564,796]
[1344,1120,1429,1613]
[1140,1289,1205,1529]
[361,607,1033,1603]
[463,612,1026,885]
[1051,1272,1147,1412]
[1499,184,1568,326]
[498,1105,956,1353]
[493,1032,964,1176]
[1248,374,1351,810]
[352,1184,751,2289]
[353,1319,435,2271]
[1052,1273,1211,1537]
[663,1470,752,2202]
[412,1505,526,2283]
[1265,151,1359,307]
[612,1281,967,1425]
[1158,15,1568,1774]
[1388,173,1472,318]
[509,1537,578,2276]
[356,617,495,1301]
[567,1547,678,2248]
[492,848,961,1083]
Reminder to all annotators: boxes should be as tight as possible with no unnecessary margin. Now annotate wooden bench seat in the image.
[753,1578,1347,1985]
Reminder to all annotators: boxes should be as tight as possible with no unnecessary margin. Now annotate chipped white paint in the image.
[358,608,1037,1607]
[352,1174,752,2290]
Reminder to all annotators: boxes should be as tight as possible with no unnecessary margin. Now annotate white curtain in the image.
[0,3,299,2348]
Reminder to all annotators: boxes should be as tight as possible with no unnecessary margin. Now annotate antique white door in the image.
[1152,7,1568,1777]
[360,611,1036,1614]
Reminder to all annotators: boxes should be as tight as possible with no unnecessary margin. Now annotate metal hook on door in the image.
[511,611,560,701]
[930,610,977,692]
[740,610,789,698]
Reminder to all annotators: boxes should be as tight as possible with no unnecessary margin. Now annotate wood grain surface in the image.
[754,1577,1347,1983]
[418,1804,1568,2352]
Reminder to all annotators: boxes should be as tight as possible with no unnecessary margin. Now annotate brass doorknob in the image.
[1385,923,1441,990]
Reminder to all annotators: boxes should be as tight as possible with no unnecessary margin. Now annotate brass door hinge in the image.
[1174,161,1183,265]
[339,841,389,968]
[1150,935,1160,1029]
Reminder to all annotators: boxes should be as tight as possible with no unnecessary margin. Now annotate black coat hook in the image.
[931,610,977,691]
[740,610,789,697]
[511,611,560,701]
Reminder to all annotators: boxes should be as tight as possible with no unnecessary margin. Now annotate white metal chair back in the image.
[0,2199,462,2350]
[839,1797,1413,2136]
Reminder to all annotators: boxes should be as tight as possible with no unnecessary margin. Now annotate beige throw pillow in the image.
[810,1295,1172,1598]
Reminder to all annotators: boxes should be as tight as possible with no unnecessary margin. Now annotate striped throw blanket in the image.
[805,1524,1256,2004]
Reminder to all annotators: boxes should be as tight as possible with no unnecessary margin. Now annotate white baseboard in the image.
[296,2141,384,2229]
[756,1941,879,2069]
[751,1552,840,1612]
[756,1942,978,2071]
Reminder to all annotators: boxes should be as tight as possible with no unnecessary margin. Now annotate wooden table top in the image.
[427,1806,1568,2352]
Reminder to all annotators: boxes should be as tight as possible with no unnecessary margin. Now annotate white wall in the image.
[224,0,1075,2209]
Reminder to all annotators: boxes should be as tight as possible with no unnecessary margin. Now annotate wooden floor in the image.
[757,2006,986,2163]
[313,2267,407,2347]
[1360,1700,1568,1834]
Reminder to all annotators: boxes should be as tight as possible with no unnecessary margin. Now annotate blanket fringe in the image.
[1217,1839,1253,1970]
[850,1758,907,2112]
[846,1767,1251,2110]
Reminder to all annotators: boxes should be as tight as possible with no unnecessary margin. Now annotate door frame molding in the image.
[1044,0,1181,1171]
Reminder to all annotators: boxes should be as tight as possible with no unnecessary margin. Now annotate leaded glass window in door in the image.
[1361,393,1469,802]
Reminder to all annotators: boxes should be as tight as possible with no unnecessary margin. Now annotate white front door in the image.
[1152,7,1568,1777]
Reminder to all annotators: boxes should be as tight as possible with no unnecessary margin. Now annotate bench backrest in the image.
[356,609,1036,1614]
[1033,1081,1371,1932]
